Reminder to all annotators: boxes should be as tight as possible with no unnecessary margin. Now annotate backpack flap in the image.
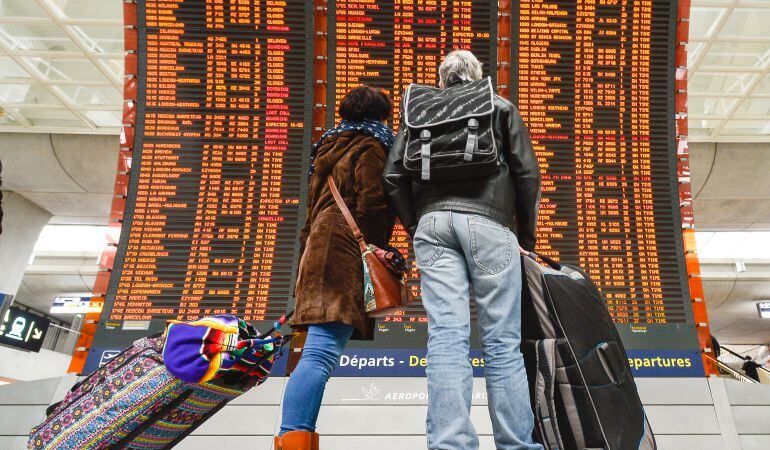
[403,77,498,182]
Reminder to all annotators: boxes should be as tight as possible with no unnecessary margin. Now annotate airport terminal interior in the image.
[0,0,770,449]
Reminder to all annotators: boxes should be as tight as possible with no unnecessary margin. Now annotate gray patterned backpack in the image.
[403,77,499,182]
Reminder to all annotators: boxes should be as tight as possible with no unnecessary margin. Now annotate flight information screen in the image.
[91,0,313,349]
[328,0,496,127]
[327,0,498,337]
[89,0,700,376]
[510,0,695,350]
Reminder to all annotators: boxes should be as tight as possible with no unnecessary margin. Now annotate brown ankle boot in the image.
[274,431,319,450]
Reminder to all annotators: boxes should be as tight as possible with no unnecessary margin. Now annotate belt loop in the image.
[420,129,432,181]
[464,118,479,162]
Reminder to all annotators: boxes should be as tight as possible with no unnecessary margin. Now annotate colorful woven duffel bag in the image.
[28,313,292,450]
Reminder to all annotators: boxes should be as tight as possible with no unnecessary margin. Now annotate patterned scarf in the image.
[309,119,396,179]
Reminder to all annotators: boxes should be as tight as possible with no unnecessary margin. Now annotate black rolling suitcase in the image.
[520,252,656,450]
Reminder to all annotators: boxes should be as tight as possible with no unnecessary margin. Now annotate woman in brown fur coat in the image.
[274,86,395,450]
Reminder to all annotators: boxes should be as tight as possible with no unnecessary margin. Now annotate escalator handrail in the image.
[705,354,759,384]
[719,345,770,375]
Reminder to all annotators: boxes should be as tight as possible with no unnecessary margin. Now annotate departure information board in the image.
[511,0,696,350]
[327,0,498,338]
[91,0,313,349]
[88,0,701,376]
[328,0,496,127]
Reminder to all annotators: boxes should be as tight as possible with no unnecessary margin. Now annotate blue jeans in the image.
[279,322,354,435]
[414,211,542,450]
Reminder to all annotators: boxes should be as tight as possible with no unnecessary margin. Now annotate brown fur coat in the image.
[293,131,390,340]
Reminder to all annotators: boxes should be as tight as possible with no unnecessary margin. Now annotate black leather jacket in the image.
[383,82,541,251]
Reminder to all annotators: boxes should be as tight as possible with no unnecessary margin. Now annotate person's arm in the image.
[383,124,418,236]
[355,143,390,242]
[502,100,540,252]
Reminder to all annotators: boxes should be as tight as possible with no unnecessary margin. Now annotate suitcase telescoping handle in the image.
[257,309,294,339]
[519,249,561,271]
[235,310,295,361]
[235,325,296,383]
[239,310,295,349]
[221,310,296,385]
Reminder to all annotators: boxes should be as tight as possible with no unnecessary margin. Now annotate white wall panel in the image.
[0,377,59,405]
[644,406,719,435]
[636,377,714,405]
[0,405,47,435]
[0,436,30,449]
[174,436,273,449]
[229,378,285,406]
[654,434,725,450]
[194,405,280,436]
[740,435,770,450]
[732,406,770,435]
[725,378,770,405]
[3,376,770,450]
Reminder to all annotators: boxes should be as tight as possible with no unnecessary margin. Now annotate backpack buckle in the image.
[420,130,431,181]
[464,118,479,162]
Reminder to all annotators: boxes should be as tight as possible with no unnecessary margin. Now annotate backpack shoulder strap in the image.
[327,176,367,253]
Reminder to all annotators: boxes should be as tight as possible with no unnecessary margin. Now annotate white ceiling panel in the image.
[689,72,757,96]
[0,0,768,140]
[0,83,60,105]
[0,0,122,134]
[689,1,770,142]
[0,0,49,18]
[45,0,123,22]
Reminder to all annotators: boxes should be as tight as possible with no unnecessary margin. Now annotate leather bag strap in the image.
[327,176,367,253]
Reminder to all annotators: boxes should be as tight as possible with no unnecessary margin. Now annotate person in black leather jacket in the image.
[383,67,540,251]
[384,50,543,450]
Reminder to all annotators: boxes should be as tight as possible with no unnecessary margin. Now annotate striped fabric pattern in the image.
[123,381,246,449]
[28,336,257,450]
[163,315,277,384]
[404,77,493,128]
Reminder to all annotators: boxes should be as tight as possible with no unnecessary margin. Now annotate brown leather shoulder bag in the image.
[327,176,412,317]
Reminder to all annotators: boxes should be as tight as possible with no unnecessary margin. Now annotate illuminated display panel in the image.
[328,0,496,128]
[91,0,312,348]
[511,0,696,349]
[329,0,697,352]
[89,0,699,369]
[327,0,498,338]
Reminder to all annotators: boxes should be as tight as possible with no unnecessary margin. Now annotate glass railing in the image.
[40,323,80,355]
[713,345,770,384]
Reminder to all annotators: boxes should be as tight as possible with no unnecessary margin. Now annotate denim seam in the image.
[469,216,513,275]
[417,216,443,268]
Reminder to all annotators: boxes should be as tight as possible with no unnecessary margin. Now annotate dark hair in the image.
[338,86,392,122]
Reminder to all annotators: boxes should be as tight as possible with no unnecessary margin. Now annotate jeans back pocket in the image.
[469,216,513,275]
